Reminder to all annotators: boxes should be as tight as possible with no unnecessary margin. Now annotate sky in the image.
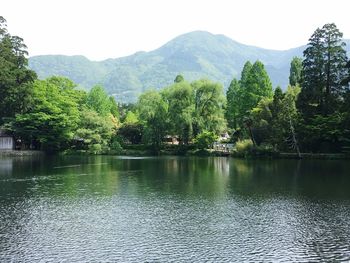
[2,0,350,61]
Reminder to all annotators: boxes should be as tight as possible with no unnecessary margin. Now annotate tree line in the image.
[225,23,350,154]
[1,16,349,155]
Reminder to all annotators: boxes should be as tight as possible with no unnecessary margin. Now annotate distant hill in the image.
[29,31,350,102]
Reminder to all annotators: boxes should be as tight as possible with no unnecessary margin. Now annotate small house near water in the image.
[0,130,14,150]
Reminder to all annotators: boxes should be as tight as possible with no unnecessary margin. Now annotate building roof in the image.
[0,129,12,137]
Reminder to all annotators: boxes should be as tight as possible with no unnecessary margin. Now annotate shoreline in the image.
[1,149,348,160]
[0,150,45,157]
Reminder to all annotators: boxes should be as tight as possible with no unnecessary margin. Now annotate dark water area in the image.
[0,155,350,262]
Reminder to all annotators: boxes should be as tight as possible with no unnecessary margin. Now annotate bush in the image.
[235,139,254,156]
[74,109,115,154]
[194,131,218,150]
[233,140,279,158]
[251,143,279,157]
[117,123,143,144]
[109,139,123,154]
[89,143,102,154]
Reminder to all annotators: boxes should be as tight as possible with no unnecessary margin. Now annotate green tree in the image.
[137,90,168,151]
[280,86,300,125]
[46,75,76,90]
[0,16,37,122]
[194,131,218,150]
[174,74,185,83]
[162,81,194,144]
[75,108,115,154]
[269,86,285,146]
[226,61,273,133]
[117,123,143,144]
[296,23,349,152]
[109,96,119,119]
[192,79,226,135]
[119,103,136,122]
[289,57,303,86]
[250,86,300,150]
[228,61,273,130]
[297,113,345,152]
[123,111,139,124]
[298,23,348,116]
[118,109,142,144]
[226,78,240,129]
[280,86,301,155]
[46,76,87,107]
[86,85,111,116]
[244,61,273,105]
[240,61,253,87]
[343,60,350,85]
[11,79,80,151]
[250,97,273,145]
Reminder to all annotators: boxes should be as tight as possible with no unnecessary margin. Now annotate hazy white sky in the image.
[2,0,350,60]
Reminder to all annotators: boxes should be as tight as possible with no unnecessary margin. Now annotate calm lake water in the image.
[0,155,350,262]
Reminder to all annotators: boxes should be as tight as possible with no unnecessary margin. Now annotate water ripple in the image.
[1,157,350,262]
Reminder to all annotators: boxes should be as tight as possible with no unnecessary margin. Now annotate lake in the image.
[0,155,350,262]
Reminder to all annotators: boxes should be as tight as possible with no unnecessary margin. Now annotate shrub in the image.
[233,140,279,158]
[117,123,143,144]
[194,131,218,150]
[89,143,102,154]
[235,139,254,155]
[109,139,123,154]
[251,143,279,157]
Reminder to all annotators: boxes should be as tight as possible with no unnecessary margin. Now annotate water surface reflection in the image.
[0,156,349,261]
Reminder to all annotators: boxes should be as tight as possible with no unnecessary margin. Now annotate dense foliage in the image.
[225,23,350,155]
[226,61,273,129]
[289,57,302,86]
[1,17,349,155]
[298,23,349,116]
[297,23,350,152]
[11,78,81,151]
[0,16,37,121]
[0,17,119,153]
[134,78,226,151]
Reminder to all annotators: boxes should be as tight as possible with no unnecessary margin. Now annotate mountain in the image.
[29,31,350,102]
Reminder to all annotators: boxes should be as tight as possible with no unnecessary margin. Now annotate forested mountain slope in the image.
[29,31,350,102]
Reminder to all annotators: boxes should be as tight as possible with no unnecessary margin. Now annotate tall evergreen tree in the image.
[298,23,348,116]
[0,16,37,122]
[289,57,303,86]
[226,61,253,130]
[174,74,185,83]
[226,61,273,130]
[239,61,273,120]
[226,78,240,129]
[240,61,253,87]
[342,60,350,86]
[86,85,111,116]
[109,96,120,119]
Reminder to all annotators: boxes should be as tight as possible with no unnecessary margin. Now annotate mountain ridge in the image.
[29,31,350,102]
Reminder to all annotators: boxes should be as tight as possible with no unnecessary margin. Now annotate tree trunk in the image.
[248,126,256,146]
[289,117,301,158]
